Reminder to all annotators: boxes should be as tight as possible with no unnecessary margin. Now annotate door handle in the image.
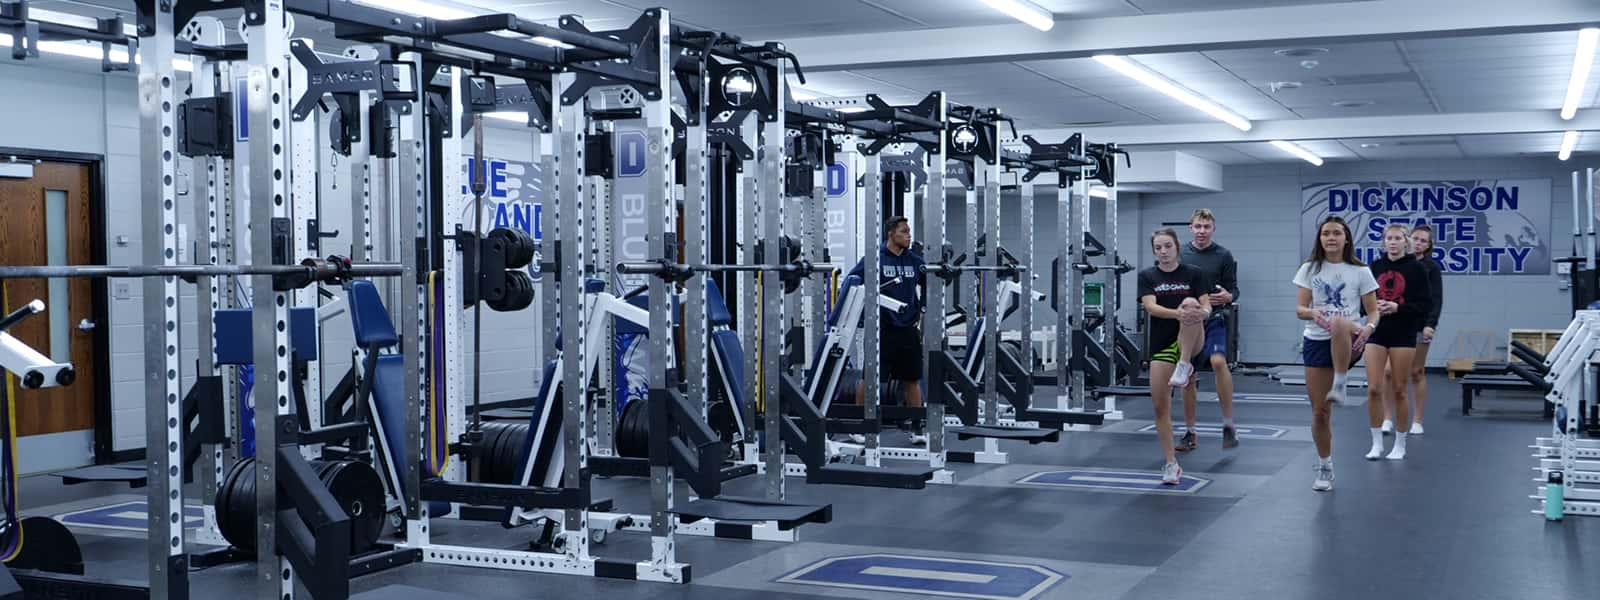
[76,318,96,333]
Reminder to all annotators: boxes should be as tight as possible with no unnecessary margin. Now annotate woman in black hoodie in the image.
[1363,223,1432,461]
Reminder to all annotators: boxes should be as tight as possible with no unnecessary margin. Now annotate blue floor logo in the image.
[1018,469,1210,494]
[776,553,1065,600]
[57,501,206,532]
[1136,423,1288,439]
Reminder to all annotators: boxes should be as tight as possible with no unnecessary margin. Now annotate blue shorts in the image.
[1201,318,1228,359]
[1302,337,1361,369]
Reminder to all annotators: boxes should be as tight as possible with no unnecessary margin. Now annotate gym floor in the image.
[22,373,1597,599]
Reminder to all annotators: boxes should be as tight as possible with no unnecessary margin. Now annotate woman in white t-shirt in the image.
[1292,216,1380,492]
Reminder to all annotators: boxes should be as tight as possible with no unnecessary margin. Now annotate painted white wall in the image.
[1130,158,1578,366]
[0,61,148,454]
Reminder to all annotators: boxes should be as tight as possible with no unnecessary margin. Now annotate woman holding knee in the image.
[1294,216,1379,491]
[1363,224,1433,460]
[1138,228,1210,485]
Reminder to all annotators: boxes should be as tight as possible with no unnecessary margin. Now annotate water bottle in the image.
[1546,470,1565,521]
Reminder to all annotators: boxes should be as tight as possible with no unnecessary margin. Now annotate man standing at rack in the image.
[1177,208,1241,450]
[850,216,928,445]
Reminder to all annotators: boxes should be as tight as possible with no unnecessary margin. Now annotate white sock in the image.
[1370,428,1384,447]
[1223,417,1234,427]
[1332,372,1348,388]
[1387,432,1408,459]
[1319,456,1333,468]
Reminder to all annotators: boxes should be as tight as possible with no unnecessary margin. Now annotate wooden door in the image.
[0,162,97,437]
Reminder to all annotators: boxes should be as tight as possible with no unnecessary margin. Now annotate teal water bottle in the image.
[1546,470,1565,521]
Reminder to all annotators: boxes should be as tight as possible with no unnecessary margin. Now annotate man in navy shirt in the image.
[848,217,927,441]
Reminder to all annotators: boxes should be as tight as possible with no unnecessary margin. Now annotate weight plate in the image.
[318,460,387,552]
[7,516,84,575]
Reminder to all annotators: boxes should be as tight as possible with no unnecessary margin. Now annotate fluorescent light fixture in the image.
[790,87,819,101]
[1563,28,1599,120]
[1560,130,1580,160]
[979,0,1055,32]
[1093,54,1253,131]
[357,0,474,20]
[1088,186,1109,199]
[0,34,191,71]
[485,112,527,123]
[836,106,870,113]
[1269,140,1324,166]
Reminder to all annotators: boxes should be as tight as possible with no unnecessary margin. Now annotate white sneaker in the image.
[1381,419,1395,434]
[1365,442,1385,460]
[909,433,928,446]
[1162,461,1182,485]
[847,434,866,444]
[1408,422,1424,435]
[1168,362,1195,388]
[1312,462,1335,491]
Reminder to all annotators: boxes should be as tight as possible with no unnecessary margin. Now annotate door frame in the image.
[0,147,113,464]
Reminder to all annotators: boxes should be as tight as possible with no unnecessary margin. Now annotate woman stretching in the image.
[1137,228,1210,485]
[1293,216,1379,491]
[1363,224,1432,460]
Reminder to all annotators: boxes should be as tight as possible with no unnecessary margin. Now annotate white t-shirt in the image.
[1292,261,1379,341]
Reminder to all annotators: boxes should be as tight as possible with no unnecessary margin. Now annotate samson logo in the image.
[883,156,919,170]
[311,68,378,87]
[496,94,535,107]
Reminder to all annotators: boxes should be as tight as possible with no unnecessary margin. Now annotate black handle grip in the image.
[0,300,44,333]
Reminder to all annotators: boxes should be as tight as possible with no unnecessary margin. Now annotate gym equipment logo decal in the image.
[951,125,979,155]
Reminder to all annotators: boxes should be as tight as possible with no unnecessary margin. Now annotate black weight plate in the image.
[491,422,527,485]
[707,400,736,444]
[488,228,536,268]
[7,516,83,575]
[473,423,507,482]
[318,460,386,552]
[616,398,648,458]
[217,457,257,552]
[504,423,532,484]
[487,423,512,484]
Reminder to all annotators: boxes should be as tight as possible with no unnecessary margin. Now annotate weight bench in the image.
[1460,364,1553,417]
[51,464,147,488]
[1473,341,1550,376]
[671,496,831,530]
[477,407,534,421]
[949,425,1058,443]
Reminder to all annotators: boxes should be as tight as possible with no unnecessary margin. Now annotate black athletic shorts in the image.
[880,323,924,381]
[1367,324,1417,349]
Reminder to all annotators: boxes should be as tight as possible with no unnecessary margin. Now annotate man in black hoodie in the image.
[848,216,928,443]
[1177,209,1241,450]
